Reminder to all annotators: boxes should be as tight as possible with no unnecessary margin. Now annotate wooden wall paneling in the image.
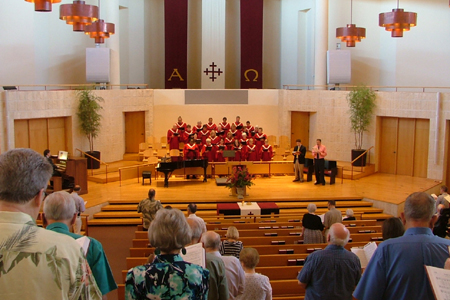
[48,117,66,152]
[290,111,310,149]
[28,119,48,153]
[14,119,30,148]
[396,118,415,176]
[125,112,146,153]
[65,117,74,155]
[413,119,430,178]
[379,117,398,174]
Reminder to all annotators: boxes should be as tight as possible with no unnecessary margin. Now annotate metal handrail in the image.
[282,84,450,93]
[348,146,374,180]
[3,83,148,91]
[118,163,157,186]
[75,148,109,183]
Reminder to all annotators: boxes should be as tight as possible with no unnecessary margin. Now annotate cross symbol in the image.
[204,62,223,82]
[248,212,254,216]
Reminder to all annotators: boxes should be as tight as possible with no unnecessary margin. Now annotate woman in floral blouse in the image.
[125,208,210,300]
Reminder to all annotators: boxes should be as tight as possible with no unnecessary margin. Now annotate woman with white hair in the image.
[237,247,272,300]
[302,203,324,244]
[343,209,356,221]
[125,208,210,299]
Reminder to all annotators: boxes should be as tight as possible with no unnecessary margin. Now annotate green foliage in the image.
[347,85,376,150]
[226,166,255,189]
[76,88,103,153]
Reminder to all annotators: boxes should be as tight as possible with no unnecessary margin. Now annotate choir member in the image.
[183,137,200,160]
[239,132,249,146]
[193,133,202,148]
[216,124,226,138]
[229,124,242,140]
[182,125,194,143]
[198,125,210,145]
[250,125,259,138]
[234,116,244,131]
[220,117,231,131]
[245,138,258,161]
[193,121,203,133]
[167,124,180,150]
[244,121,254,136]
[206,117,217,131]
[254,127,267,159]
[232,139,243,162]
[216,139,226,162]
[175,116,186,131]
[224,132,235,150]
[260,140,273,161]
[209,130,220,145]
[201,138,216,162]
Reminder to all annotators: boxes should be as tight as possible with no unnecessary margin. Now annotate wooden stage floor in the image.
[82,173,441,208]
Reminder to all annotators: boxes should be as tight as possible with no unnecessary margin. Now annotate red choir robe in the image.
[239,138,248,147]
[198,130,210,145]
[224,137,235,150]
[182,130,194,143]
[260,144,273,161]
[216,129,227,139]
[167,128,180,150]
[254,133,267,159]
[229,129,242,140]
[193,125,203,133]
[233,145,243,162]
[206,123,217,131]
[201,144,216,162]
[175,122,187,131]
[215,145,226,162]
[209,136,221,146]
[245,144,258,161]
[183,143,199,160]
[220,122,231,131]
[244,125,254,135]
[234,121,244,131]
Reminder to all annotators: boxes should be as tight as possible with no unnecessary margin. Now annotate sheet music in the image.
[76,236,91,256]
[351,242,377,268]
[180,243,205,268]
[425,265,450,300]
[318,214,325,223]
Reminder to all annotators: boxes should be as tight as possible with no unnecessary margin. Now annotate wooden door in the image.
[413,119,429,178]
[14,119,29,148]
[379,117,398,174]
[125,111,146,153]
[444,120,450,186]
[396,118,415,176]
[291,111,310,149]
[29,119,48,153]
[48,118,66,152]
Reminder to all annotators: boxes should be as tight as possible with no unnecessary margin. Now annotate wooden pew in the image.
[271,279,305,297]
[206,219,378,228]
[256,266,302,280]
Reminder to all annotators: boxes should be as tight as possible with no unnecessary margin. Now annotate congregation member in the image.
[434,185,450,210]
[433,204,448,238]
[202,232,230,300]
[137,188,163,230]
[71,184,85,234]
[343,209,356,221]
[254,128,267,159]
[194,120,203,133]
[209,130,220,145]
[187,216,207,245]
[234,116,244,130]
[381,217,404,240]
[203,231,244,300]
[301,203,325,244]
[199,125,211,144]
[324,200,342,240]
[0,148,101,299]
[219,226,244,258]
[220,117,231,132]
[312,138,327,185]
[215,139,226,162]
[206,117,217,131]
[126,209,210,300]
[298,223,361,300]
[184,137,200,160]
[201,139,216,162]
[175,116,187,131]
[260,140,273,162]
[245,139,258,161]
[187,203,206,226]
[237,248,272,300]
[292,139,306,182]
[232,139,243,162]
[354,192,450,300]
[167,124,180,150]
[44,191,117,298]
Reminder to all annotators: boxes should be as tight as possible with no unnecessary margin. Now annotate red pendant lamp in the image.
[84,0,115,44]
[60,1,99,32]
[379,0,417,37]
[25,0,61,12]
[336,0,366,47]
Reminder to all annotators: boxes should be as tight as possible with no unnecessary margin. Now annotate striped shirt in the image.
[219,240,243,259]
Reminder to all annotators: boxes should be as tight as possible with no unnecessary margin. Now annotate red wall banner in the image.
[165,0,188,89]
[240,0,263,89]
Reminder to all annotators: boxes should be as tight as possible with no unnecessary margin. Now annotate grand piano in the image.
[156,159,208,187]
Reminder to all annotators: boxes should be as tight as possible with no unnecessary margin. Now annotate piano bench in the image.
[142,171,152,185]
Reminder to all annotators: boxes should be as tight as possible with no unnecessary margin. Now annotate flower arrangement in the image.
[226,166,254,189]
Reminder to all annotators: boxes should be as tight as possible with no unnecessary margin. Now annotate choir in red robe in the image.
[260,141,273,161]
[245,139,258,161]
[183,139,199,160]
[201,139,216,162]
[167,125,180,150]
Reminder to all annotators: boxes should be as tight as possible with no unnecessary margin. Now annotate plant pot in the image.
[352,149,367,167]
[85,151,101,169]
[236,187,246,199]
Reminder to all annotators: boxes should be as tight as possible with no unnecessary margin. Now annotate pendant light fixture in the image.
[336,0,366,47]
[379,0,417,37]
[60,1,99,32]
[84,0,115,44]
[25,0,61,12]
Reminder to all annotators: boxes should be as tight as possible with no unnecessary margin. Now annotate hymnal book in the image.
[263,149,268,152]
[425,265,450,300]
[206,146,212,151]
[173,132,179,136]
[180,242,205,268]
[76,236,91,256]
[236,125,243,130]
[195,139,201,145]
[217,131,224,136]
[350,241,377,268]
[219,146,225,150]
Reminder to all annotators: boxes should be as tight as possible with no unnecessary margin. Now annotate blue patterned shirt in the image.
[125,254,210,300]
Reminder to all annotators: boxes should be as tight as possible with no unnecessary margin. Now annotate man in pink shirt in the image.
[312,139,327,185]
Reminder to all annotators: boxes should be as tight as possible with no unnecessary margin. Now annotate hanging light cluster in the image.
[379,0,417,37]
[25,0,61,12]
[85,19,115,44]
[336,0,366,47]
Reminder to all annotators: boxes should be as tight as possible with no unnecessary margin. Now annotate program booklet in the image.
[350,241,377,268]
[180,242,206,268]
[425,265,450,300]
[76,236,91,256]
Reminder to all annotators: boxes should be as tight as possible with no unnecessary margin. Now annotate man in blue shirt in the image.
[43,191,117,299]
[298,223,361,300]
[354,192,450,300]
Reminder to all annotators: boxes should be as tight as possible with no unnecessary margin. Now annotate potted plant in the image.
[347,85,376,166]
[76,88,104,169]
[226,166,254,199]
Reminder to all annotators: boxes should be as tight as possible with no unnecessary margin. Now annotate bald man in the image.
[298,223,361,300]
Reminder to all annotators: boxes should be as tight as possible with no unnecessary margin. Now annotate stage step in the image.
[123,153,140,161]
[88,172,120,183]
[341,163,376,180]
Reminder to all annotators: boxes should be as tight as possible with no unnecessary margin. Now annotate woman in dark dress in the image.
[302,203,324,244]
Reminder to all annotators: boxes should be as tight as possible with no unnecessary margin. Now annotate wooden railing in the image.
[346,146,374,180]
[118,163,157,186]
[3,83,148,91]
[75,148,109,183]
[282,84,450,93]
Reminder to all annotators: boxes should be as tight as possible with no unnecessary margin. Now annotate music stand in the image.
[223,150,236,159]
